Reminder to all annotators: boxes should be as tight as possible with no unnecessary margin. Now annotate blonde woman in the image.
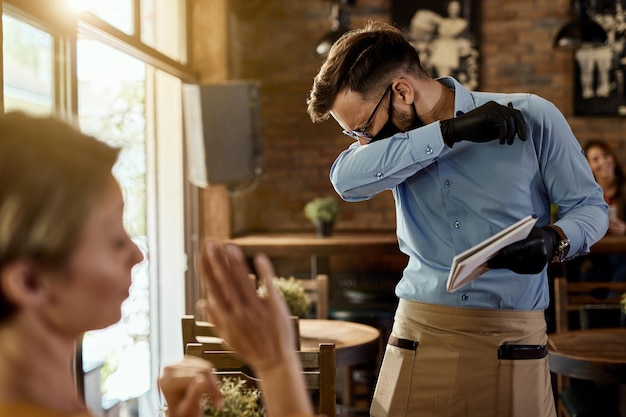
[0,112,315,417]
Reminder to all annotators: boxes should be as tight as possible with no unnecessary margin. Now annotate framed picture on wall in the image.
[573,0,626,116]
[391,0,480,91]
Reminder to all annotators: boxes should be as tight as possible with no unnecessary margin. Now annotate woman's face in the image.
[41,175,144,335]
[586,145,615,182]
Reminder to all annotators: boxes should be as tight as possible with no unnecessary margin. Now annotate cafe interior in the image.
[4,0,626,416]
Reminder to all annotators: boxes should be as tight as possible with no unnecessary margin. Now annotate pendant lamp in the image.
[554,0,609,50]
[315,1,351,58]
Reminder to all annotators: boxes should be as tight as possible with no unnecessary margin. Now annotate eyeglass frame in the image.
[342,83,392,141]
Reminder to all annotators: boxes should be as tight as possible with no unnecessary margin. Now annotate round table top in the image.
[299,319,381,367]
[548,328,626,384]
[195,318,381,368]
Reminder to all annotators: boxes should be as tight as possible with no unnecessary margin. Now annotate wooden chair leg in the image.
[341,366,354,406]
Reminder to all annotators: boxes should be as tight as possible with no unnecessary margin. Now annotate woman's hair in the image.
[583,139,625,185]
[0,111,119,320]
[307,20,430,123]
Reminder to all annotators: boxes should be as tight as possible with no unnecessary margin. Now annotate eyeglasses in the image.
[342,84,392,141]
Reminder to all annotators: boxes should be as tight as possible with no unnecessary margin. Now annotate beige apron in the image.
[370,299,556,417]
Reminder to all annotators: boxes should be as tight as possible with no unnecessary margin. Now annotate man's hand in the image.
[441,101,527,147]
[487,226,558,274]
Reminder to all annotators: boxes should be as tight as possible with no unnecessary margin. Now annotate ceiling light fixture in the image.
[554,0,609,50]
[315,1,351,58]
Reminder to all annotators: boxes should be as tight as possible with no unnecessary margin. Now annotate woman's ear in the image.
[392,78,415,105]
[0,260,46,310]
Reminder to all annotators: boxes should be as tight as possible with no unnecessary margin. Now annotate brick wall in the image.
[191,0,626,275]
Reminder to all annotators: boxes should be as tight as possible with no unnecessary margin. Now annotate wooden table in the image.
[226,232,401,277]
[590,236,626,254]
[299,319,380,406]
[299,318,380,368]
[548,328,626,416]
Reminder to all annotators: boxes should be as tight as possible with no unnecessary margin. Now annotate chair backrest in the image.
[182,315,301,351]
[248,274,329,320]
[186,342,337,417]
[553,277,626,333]
[181,315,224,352]
[294,274,329,319]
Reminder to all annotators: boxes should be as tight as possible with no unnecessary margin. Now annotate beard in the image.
[397,104,425,131]
[371,104,425,142]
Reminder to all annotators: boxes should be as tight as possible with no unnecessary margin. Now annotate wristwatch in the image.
[550,225,570,263]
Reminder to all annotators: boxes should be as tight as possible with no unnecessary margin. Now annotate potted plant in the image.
[257,276,311,318]
[304,196,339,237]
[203,377,264,417]
[159,377,264,417]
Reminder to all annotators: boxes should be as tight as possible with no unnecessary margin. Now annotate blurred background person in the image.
[0,111,145,416]
[579,139,626,282]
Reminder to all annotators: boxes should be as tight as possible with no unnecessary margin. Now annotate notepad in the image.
[446,215,538,293]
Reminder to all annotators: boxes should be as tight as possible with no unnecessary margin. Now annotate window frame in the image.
[1,0,196,413]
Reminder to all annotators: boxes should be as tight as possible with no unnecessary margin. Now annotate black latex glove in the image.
[440,101,528,147]
[487,226,559,274]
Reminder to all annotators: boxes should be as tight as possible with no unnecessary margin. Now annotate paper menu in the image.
[446,215,538,293]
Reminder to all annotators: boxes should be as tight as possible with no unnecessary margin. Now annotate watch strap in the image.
[546,225,570,262]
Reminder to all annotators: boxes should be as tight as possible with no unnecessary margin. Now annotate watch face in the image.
[556,240,570,262]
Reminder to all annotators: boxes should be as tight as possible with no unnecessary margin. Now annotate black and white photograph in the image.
[392,0,480,90]
[575,0,626,116]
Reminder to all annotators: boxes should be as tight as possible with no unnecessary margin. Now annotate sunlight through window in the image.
[2,15,53,115]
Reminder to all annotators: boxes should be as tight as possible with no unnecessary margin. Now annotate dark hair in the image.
[583,139,625,187]
[0,111,119,321]
[307,20,430,123]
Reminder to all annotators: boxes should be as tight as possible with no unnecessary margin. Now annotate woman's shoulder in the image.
[0,403,94,417]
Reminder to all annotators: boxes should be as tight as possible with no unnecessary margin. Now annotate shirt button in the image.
[426,146,433,155]
[461,293,469,301]
[456,110,464,117]
[376,172,383,179]
[454,221,461,228]
[444,180,451,187]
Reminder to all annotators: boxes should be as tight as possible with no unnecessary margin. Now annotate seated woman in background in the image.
[580,139,626,282]
[0,112,315,417]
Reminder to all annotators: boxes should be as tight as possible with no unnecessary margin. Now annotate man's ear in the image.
[0,260,46,309]
[392,78,415,105]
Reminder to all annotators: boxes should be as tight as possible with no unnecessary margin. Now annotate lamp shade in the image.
[554,3,608,49]
[316,25,350,57]
[315,3,350,57]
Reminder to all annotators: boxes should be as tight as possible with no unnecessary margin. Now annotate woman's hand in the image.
[158,356,222,417]
[193,241,314,417]
[195,241,297,374]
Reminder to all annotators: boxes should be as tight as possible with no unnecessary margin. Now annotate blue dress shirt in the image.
[330,77,608,310]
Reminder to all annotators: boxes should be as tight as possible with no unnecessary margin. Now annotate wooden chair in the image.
[182,315,301,351]
[551,277,626,417]
[294,274,329,319]
[181,315,225,352]
[247,273,329,320]
[186,342,337,417]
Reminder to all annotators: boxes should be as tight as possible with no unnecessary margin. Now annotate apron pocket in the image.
[496,344,555,417]
[371,337,418,417]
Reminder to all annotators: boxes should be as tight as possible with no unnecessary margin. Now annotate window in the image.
[140,0,186,61]
[2,1,191,415]
[72,0,133,34]
[2,15,53,114]
[77,39,151,409]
